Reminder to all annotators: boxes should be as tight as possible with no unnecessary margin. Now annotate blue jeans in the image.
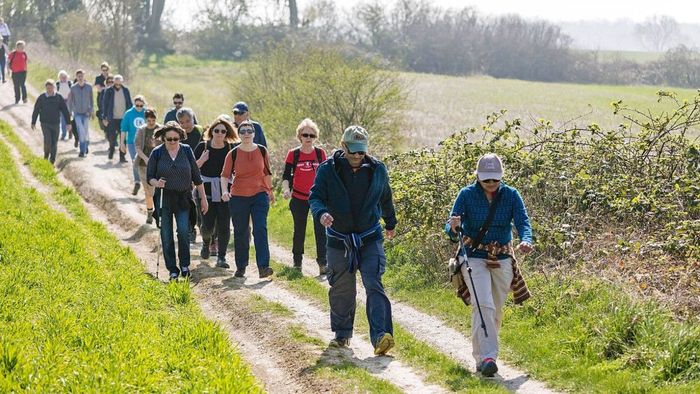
[229,192,270,271]
[60,112,68,139]
[326,240,393,347]
[127,143,140,183]
[159,190,191,275]
[74,113,90,155]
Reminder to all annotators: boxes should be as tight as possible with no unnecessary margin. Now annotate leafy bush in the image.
[236,43,406,155]
[386,92,700,303]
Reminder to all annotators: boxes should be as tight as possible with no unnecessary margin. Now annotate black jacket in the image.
[31,93,70,126]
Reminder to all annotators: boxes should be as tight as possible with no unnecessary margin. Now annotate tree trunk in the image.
[288,0,299,28]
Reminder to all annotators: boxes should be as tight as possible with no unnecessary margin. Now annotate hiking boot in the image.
[108,149,114,160]
[22,98,27,103]
[200,245,210,259]
[234,269,246,278]
[146,209,154,224]
[293,263,302,271]
[169,272,179,282]
[329,337,351,348]
[180,267,191,279]
[374,333,395,356]
[78,153,85,158]
[209,242,218,257]
[132,183,140,196]
[258,267,274,279]
[480,358,498,377]
[74,139,78,148]
[318,263,327,275]
[215,258,230,269]
[189,228,197,244]
[119,152,127,163]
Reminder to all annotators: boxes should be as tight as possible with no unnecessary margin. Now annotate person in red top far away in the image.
[8,40,28,104]
[281,118,328,275]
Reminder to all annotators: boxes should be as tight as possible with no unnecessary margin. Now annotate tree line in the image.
[3,0,699,87]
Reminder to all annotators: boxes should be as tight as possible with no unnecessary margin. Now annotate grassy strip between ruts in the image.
[0,121,259,391]
[245,294,404,394]
[266,196,700,393]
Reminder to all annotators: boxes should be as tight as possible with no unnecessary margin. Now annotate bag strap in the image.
[469,189,503,250]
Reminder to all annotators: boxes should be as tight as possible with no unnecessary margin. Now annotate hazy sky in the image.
[171,0,700,26]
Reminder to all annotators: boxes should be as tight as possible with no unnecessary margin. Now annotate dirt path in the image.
[1,83,444,393]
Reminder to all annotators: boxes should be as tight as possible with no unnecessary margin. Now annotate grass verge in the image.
[0,121,260,392]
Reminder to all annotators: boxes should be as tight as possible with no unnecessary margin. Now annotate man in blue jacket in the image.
[101,74,132,162]
[309,125,397,356]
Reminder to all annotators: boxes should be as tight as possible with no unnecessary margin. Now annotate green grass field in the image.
[401,73,699,146]
[0,122,259,392]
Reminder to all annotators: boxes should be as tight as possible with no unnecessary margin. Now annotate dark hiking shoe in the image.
[480,358,498,377]
[189,228,197,244]
[329,337,351,348]
[108,150,114,160]
[22,98,28,103]
[293,262,302,271]
[169,272,179,282]
[119,152,127,163]
[78,153,85,158]
[234,269,246,278]
[146,209,154,224]
[132,183,140,196]
[209,242,218,257]
[318,263,327,275]
[258,267,274,279]
[374,333,395,356]
[215,258,230,269]
[180,267,191,279]
[200,245,210,259]
[74,139,78,148]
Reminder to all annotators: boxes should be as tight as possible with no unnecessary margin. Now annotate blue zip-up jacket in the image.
[309,150,397,249]
[120,106,145,144]
[101,85,133,121]
[445,182,533,259]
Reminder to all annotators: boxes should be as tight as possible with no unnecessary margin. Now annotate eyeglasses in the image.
[212,128,227,134]
[101,69,108,72]
[233,111,246,115]
[165,137,180,142]
[301,133,317,139]
[135,105,143,108]
[481,179,500,184]
[348,151,366,156]
[173,101,183,105]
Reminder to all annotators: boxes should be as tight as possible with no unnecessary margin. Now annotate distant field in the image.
[30,54,698,149]
[400,73,698,147]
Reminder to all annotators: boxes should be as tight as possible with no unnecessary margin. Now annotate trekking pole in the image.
[457,227,488,338]
[156,182,164,280]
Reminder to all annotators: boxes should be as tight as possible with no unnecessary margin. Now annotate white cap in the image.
[476,153,503,180]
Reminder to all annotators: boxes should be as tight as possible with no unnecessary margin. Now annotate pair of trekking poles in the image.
[456,227,489,338]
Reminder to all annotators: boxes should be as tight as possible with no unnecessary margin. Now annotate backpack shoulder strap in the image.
[258,145,272,176]
[314,147,323,163]
[292,147,301,169]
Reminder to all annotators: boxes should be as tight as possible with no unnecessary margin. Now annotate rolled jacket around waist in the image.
[326,222,383,273]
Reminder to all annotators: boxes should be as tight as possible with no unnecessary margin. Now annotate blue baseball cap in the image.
[232,102,249,114]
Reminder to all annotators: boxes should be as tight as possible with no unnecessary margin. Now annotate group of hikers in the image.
[22,49,534,375]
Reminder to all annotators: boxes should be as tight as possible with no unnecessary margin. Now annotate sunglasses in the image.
[348,151,366,156]
[173,101,183,105]
[301,133,317,139]
[101,69,108,72]
[238,128,255,135]
[481,179,500,184]
[212,128,227,134]
[165,137,180,142]
[135,105,144,108]
[233,111,246,115]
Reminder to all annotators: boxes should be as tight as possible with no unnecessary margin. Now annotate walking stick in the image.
[457,228,488,338]
[156,182,164,280]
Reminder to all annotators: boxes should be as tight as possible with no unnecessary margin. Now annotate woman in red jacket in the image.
[8,40,28,104]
